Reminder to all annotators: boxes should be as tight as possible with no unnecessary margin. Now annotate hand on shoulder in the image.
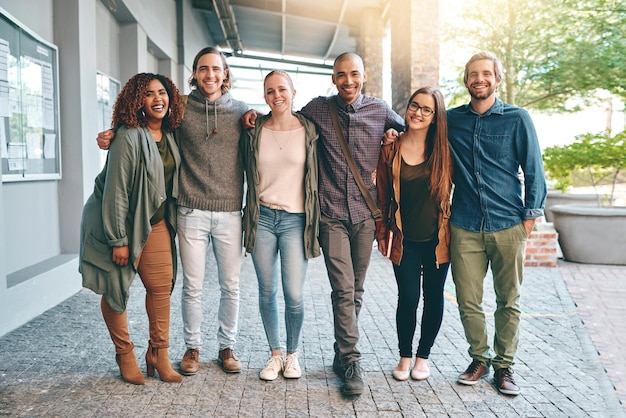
[97,129,115,150]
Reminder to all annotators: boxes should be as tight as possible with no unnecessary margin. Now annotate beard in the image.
[468,84,497,101]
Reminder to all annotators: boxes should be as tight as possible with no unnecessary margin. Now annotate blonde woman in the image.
[241,70,320,381]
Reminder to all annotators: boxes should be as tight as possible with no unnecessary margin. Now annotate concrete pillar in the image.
[54,0,99,253]
[158,58,177,81]
[357,8,384,99]
[0,172,5,292]
[119,23,148,84]
[390,0,440,115]
[179,63,192,95]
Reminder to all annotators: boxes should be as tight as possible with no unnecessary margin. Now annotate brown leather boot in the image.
[146,340,183,382]
[101,297,145,385]
[115,344,145,385]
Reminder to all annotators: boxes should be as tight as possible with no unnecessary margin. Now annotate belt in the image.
[259,201,285,210]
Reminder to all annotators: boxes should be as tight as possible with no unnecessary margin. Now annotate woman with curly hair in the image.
[80,73,184,384]
[376,86,453,382]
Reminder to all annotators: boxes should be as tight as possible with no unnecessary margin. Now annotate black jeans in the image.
[393,238,449,359]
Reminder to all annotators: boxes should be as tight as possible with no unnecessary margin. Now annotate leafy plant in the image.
[542,130,626,206]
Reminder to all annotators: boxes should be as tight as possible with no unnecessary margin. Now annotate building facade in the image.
[0,0,215,336]
[0,0,440,337]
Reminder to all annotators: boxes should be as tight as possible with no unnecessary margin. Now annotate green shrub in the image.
[542,130,626,206]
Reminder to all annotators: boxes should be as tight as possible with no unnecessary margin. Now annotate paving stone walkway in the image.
[0,250,624,417]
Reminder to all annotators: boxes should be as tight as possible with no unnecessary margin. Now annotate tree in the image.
[441,0,626,110]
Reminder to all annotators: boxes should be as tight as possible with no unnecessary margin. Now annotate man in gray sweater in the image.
[175,47,248,375]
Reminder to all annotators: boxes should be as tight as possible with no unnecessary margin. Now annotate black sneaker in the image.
[494,368,520,395]
[343,360,364,396]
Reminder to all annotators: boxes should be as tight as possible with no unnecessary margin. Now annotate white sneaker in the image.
[260,355,283,381]
[283,353,301,379]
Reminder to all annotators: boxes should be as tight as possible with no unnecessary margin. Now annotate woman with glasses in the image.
[376,86,453,381]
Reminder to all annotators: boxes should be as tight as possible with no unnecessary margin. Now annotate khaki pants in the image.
[450,223,527,370]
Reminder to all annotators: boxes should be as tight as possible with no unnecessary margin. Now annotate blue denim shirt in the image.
[447,98,546,233]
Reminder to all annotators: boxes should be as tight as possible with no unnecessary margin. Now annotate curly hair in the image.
[111,73,184,131]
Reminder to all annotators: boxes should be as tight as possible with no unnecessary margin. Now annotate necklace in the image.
[268,119,297,150]
[270,129,292,151]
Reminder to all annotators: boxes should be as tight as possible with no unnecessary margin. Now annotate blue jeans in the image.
[252,205,308,353]
[177,207,242,351]
[393,238,449,359]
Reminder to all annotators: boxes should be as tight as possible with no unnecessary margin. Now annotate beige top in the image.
[258,126,306,213]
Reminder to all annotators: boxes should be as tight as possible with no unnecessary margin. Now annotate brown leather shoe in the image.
[180,348,200,376]
[494,368,520,395]
[458,359,489,385]
[218,348,242,373]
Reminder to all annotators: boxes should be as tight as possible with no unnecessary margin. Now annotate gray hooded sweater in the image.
[176,89,248,211]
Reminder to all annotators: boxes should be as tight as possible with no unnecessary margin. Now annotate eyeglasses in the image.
[407,102,435,117]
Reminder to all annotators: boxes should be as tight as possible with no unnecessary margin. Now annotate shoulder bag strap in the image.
[328,98,382,220]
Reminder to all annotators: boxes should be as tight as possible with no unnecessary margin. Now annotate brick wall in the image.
[525,221,558,267]
[389,0,439,115]
[358,8,384,99]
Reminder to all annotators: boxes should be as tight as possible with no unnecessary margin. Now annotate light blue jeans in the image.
[177,206,242,351]
[252,205,308,354]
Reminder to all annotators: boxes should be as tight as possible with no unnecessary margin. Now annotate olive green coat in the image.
[79,126,180,313]
[240,112,320,259]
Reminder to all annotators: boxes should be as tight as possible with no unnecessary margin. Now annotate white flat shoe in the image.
[392,368,410,381]
[411,367,430,380]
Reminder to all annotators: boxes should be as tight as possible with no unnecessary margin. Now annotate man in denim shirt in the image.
[448,52,547,396]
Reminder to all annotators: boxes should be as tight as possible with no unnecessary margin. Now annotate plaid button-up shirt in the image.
[301,94,404,224]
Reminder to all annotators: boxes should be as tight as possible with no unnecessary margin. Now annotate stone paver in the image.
[0,250,624,417]
[559,260,626,408]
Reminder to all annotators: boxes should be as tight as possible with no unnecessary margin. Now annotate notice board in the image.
[0,8,61,181]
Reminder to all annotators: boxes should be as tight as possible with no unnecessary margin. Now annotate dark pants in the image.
[393,238,449,359]
[318,215,375,365]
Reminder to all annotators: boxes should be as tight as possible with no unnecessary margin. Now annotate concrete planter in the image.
[550,204,626,265]
[544,191,599,222]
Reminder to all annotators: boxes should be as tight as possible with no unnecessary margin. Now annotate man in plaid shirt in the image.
[300,53,404,396]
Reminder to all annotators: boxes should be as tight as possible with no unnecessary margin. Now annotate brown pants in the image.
[136,219,174,349]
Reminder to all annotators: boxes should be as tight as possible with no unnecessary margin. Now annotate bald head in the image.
[333,52,364,71]
[332,52,366,105]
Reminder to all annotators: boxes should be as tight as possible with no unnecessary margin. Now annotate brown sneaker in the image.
[458,359,489,385]
[180,348,200,375]
[494,368,520,395]
[218,348,242,373]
